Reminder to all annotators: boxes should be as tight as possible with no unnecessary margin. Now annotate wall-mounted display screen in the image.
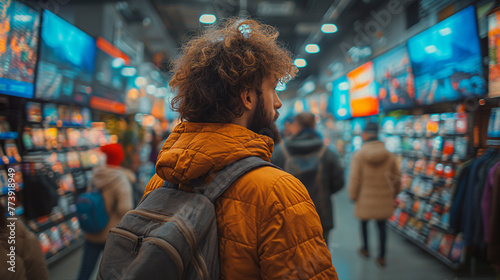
[0,1,40,98]
[35,10,96,105]
[374,44,416,111]
[330,76,352,120]
[347,61,379,118]
[407,5,485,105]
[92,37,129,105]
[488,8,500,97]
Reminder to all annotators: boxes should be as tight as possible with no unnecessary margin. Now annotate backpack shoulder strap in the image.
[280,142,292,171]
[203,156,280,203]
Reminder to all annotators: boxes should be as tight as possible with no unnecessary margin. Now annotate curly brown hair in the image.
[169,18,298,123]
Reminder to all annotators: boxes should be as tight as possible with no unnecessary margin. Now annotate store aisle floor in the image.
[49,247,99,280]
[330,188,461,280]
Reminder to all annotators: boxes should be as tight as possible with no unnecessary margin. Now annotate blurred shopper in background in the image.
[140,19,338,279]
[0,204,49,280]
[272,111,345,245]
[348,122,401,267]
[281,114,297,139]
[78,143,134,280]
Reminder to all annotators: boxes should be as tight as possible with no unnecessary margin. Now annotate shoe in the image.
[376,258,386,267]
[359,248,370,258]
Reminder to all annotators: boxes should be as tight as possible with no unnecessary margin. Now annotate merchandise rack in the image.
[388,223,460,269]
[381,113,470,268]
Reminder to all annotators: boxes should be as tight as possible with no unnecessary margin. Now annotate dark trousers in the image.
[361,220,387,258]
[78,241,106,280]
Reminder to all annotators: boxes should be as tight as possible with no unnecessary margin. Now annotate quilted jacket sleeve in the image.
[258,175,338,280]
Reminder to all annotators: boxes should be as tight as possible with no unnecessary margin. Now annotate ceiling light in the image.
[199,14,216,24]
[146,85,157,95]
[112,58,125,68]
[121,67,136,77]
[134,77,146,87]
[321,23,338,34]
[305,44,320,54]
[294,58,307,68]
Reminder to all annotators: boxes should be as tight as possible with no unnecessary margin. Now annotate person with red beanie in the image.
[77,143,135,280]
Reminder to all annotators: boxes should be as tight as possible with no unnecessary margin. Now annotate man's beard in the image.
[248,95,281,144]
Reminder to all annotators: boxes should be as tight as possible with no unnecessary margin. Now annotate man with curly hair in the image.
[143,19,338,279]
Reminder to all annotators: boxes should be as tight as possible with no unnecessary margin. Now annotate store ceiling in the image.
[68,0,389,96]
[151,0,389,96]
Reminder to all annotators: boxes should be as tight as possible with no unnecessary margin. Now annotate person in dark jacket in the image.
[272,112,345,245]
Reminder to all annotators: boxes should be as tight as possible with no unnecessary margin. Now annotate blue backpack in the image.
[76,189,109,233]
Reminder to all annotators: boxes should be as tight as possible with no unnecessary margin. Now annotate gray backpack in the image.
[97,156,278,280]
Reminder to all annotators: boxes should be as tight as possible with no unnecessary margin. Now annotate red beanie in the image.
[100,143,124,166]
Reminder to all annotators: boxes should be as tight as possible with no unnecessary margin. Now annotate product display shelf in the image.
[31,210,79,234]
[388,222,460,269]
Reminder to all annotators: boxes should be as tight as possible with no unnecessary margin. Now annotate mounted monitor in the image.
[35,10,97,105]
[90,37,129,114]
[373,44,416,111]
[347,61,379,118]
[407,5,485,105]
[0,1,40,98]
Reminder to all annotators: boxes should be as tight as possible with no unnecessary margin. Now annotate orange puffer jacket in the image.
[144,122,338,279]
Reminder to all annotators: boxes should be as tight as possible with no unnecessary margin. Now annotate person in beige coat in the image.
[348,122,401,267]
[0,205,49,280]
[78,143,134,280]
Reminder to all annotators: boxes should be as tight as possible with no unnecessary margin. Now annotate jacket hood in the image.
[285,129,323,154]
[359,141,390,164]
[92,165,134,190]
[155,122,274,185]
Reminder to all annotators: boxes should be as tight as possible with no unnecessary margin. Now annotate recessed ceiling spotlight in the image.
[294,58,307,68]
[305,44,320,54]
[199,14,216,24]
[321,23,338,34]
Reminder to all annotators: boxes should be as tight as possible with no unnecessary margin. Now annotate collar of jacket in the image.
[285,128,323,154]
[155,122,274,185]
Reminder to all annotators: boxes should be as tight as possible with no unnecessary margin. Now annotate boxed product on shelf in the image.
[44,127,59,150]
[48,226,64,252]
[449,234,465,263]
[68,217,81,236]
[26,102,43,123]
[438,234,454,257]
[58,105,71,126]
[427,228,444,251]
[43,104,59,125]
[4,140,21,162]
[38,231,52,255]
[59,222,74,246]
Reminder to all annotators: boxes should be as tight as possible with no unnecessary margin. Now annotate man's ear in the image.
[240,89,256,111]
